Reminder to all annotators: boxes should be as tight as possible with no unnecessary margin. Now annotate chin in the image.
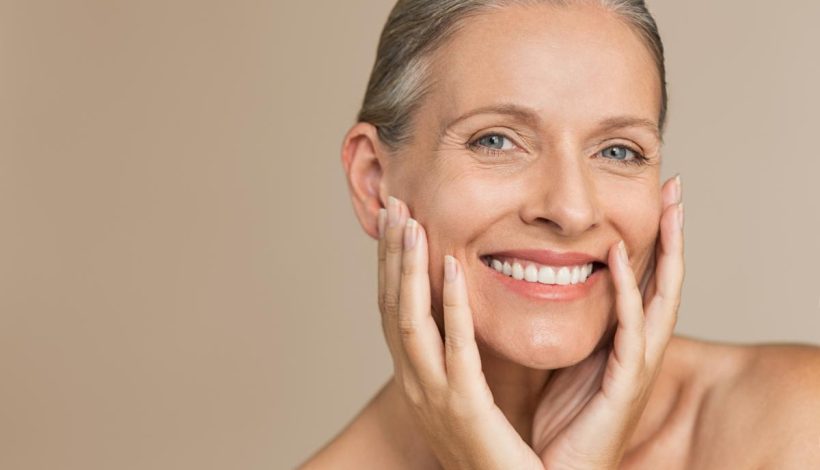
[474,307,614,370]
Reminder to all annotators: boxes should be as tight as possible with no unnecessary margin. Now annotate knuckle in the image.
[402,380,426,409]
[398,317,420,340]
[382,291,400,313]
[445,333,469,354]
[385,237,403,255]
[442,297,460,310]
[401,259,416,277]
[659,291,682,312]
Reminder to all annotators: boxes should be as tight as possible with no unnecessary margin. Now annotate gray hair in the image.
[356,0,668,153]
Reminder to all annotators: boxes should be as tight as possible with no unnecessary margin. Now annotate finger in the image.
[642,175,681,304]
[639,245,657,305]
[378,207,387,314]
[380,196,409,363]
[378,206,393,357]
[644,200,685,362]
[608,240,646,380]
[666,174,682,209]
[641,173,683,300]
[398,217,446,387]
[442,255,484,394]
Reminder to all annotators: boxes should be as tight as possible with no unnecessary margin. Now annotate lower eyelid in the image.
[469,143,508,157]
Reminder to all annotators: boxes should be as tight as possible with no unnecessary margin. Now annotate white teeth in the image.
[485,256,595,286]
[570,266,580,284]
[556,266,571,285]
[538,266,556,284]
[512,262,525,280]
[524,264,539,282]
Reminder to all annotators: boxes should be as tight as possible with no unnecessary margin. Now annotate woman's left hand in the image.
[532,175,685,469]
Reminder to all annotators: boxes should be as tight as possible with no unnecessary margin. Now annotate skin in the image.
[299,2,820,469]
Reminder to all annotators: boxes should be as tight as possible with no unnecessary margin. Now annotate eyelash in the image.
[467,132,649,167]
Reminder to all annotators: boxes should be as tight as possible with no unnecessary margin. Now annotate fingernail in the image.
[388,196,400,227]
[674,173,682,203]
[677,202,684,230]
[378,208,386,238]
[404,218,418,249]
[618,240,628,264]
[444,255,457,282]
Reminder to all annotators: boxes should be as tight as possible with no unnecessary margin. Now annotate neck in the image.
[374,368,550,469]
[479,348,553,445]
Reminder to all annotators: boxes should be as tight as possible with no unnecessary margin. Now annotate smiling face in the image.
[380,2,663,369]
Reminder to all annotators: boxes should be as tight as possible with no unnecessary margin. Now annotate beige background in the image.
[1,1,818,469]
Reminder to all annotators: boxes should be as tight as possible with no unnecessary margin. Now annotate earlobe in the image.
[340,122,388,240]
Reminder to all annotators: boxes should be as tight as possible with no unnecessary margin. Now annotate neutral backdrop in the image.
[1,1,818,469]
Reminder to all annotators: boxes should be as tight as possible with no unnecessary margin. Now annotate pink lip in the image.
[484,249,605,267]
[479,259,607,301]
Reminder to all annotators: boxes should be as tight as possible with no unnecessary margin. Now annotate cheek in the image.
[409,166,518,251]
[408,172,519,318]
[605,187,661,270]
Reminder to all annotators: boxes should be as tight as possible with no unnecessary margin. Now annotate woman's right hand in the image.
[378,195,544,470]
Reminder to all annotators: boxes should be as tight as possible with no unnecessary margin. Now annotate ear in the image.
[340,122,389,240]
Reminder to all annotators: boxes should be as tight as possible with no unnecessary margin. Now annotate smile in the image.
[480,255,606,285]
[478,255,608,301]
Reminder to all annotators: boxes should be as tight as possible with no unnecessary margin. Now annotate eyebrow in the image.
[438,103,662,142]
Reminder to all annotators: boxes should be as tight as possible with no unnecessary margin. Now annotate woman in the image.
[301,0,820,468]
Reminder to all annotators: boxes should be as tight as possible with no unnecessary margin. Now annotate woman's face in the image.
[382,3,663,369]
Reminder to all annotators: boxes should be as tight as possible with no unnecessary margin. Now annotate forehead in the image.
[425,3,661,133]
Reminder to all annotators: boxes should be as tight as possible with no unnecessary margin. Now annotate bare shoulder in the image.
[680,335,820,469]
[293,413,364,470]
[734,340,820,468]
[295,379,432,470]
[295,389,393,470]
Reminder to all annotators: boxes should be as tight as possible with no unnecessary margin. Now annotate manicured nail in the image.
[378,208,387,238]
[677,202,684,230]
[674,174,682,203]
[444,255,457,282]
[388,196,400,227]
[404,218,418,249]
[618,240,628,264]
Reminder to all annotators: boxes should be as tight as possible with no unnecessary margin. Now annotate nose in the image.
[520,143,601,237]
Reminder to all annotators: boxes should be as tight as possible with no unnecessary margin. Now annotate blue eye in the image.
[473,133,515,152]
[602,145,634,160]
[600,145,647,166]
